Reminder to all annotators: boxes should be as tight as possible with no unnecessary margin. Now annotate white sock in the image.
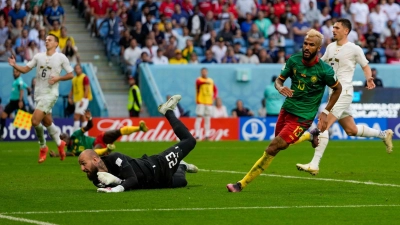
[356,125,385,139]
[204,116,211,138]
[73,121,80,131]
[34,124,46,148]
[47,123,61,146]
[310,130,329,169]
[82,121,88,127]
[195,117,202,139]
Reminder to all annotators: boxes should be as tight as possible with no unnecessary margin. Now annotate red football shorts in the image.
[275,109,313,144]
[93,132,107,148]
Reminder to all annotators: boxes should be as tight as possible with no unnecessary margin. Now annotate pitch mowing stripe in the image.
[0,214,58,225]
[2,205,400,215]
[200,169,400,187]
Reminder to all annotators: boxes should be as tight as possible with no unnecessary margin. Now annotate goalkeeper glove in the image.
[97,185,125,193]
[97,172,122,185]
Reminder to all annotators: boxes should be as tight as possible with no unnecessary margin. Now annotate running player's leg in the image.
[194,104,204,140]
[339,114,393,153]
[204,105,212,140]
[43,113,66,160]
[31,108,48,163]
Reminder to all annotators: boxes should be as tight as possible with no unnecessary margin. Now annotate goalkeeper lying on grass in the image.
[50,109,148,158]
[78,95,198,192]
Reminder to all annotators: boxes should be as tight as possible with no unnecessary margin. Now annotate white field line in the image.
[2,205,400,215]
[0,214,58,225]
[199,169,400,188]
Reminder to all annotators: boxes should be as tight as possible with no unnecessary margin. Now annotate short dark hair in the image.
[336,18,352,35]
[47,33,59,43]
[271,76,277,82]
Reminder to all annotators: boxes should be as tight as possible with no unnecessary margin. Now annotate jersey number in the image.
[297,80,305,91]
[41,69,47,78]
[293,126,304,137]
[165,151,178,169]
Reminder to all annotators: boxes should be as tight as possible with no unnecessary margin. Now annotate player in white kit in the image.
[295,19,393,175]
[8,34,74,163]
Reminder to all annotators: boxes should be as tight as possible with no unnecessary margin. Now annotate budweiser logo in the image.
[96,119,231,142]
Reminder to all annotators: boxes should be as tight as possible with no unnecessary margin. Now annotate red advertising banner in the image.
[89,118,239,141]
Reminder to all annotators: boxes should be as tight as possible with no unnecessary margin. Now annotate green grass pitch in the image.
[0,140,400,225]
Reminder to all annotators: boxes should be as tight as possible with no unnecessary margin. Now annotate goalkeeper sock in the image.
[310,130,329,169]
[34,124,46,148]
[293,131,311,145]
[47,123,61,146]
[356,125,382,138]
[238,152,275,189]
[195,117,202,138]
[94,148,108,156]
[120,126,140,135]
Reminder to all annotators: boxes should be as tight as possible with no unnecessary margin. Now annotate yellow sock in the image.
[293,131,311,145]
[238,152,275,189]
[120,126,140,135]
[94,148,108,156]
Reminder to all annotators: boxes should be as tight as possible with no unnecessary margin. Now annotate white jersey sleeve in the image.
[26,53,38,68]
[321,45,330,62]
[61,54,73,73]
[354,45,369,67]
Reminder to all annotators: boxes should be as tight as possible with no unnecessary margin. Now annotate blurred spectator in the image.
[99,10,121,66]
[227,0,239,18]
[142,0,158,17]
[212,97,228,118]
[347,26,359,43]
[383,28,400,49]
[341,0,353,21]
[232,100,253,117]
[369,4,387,37]
[48,20,61,38]
[201,49,218,63]
[44,0,64,27]
[304,1,320,23]
[187,5,205,40]
[258,49,273,63]
[274,0,285,18]
[247,23,264,46]
[90,0,111,37]
[182,38,194,61]
[124,38,142,73]
[204,11,215,31]
[211,37,227,63]
[27,5,43,28]
[386,48,400,64]
[300,0,316,14]
[275,49,286,63]
[0,19,8,45]
[8,1,26,27]
[380,20,393,45]
[255,11,271,39]
[205,29,217,49]
[258,0,271,16]
[10,19,23,42]
[258,98,266,117]
[382,0,399,22]
[127,76,142,117]
[319,7,331,25]
[2,0,12,24]
[264,76,284,116]
[119,29,131,56]
[227,13,240,34]
[142,37,158,58]
[28,21,40,43]
[240,47,259,63]
[152,48,169,64]
[365,68,383,87]
[291,0,301,16]
[0,39,16,62]
[142,13,153,35]
[266,38,279,62]
[58,27,75,51]
[35,28,46,52]
[321,18,333,45]
[153,23,165,46]
[172,3,188,27]
[292,14,310,52]
[268,17,287,48]
[221,46,239,63]
[24,40,39,61]
[233,42,244,59]
[182,0,193,15]
[189,52,199,64]
[365,44,381,63]
[240,13,253,38]
[169,49,188,64]
[131,21,146,46]
[217,4,230,28]
[350,0,369,29]
[164,35,178,59]
[218,22,234,45]
[176,26,192,50]
[62,38,80,63]
[15,29,29,60]
[279,4,295,26]
[199,0,212,16]
[364,23,379,48]
[159,0,175,19]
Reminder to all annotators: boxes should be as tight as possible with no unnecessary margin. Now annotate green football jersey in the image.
[279,52,339,120]
[68,129,96,156]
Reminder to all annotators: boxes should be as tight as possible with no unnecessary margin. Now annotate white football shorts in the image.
[74,98,89,115]
[195,104,212,117]
[35,95,58,114]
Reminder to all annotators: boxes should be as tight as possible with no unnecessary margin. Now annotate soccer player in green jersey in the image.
[49,110,148,158]
[227,29,343,192]
[0,69,31,139]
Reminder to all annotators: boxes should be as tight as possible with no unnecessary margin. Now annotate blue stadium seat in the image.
[374,48,385,63]
[138,1,144,10]
[263,39,269,48]
[233,38,246,46]
[111,42,120,56]
[285,39,295,55]
[197,56,205,62]
[174,28,183,36]
[214,20,221,30]
[240,46,247,54]
[194,46,204,56]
